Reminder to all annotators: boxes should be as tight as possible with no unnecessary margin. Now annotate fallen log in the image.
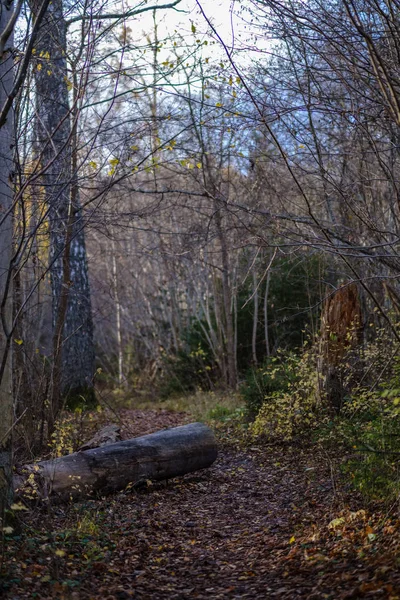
[14,422,217,502]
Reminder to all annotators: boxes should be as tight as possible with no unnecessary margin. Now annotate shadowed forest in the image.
[2,0,400,598]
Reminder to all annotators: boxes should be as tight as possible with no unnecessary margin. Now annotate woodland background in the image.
[2,0,400,547]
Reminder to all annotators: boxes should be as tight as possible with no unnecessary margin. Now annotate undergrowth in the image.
[41,322,400,506]
[241,328,400,504]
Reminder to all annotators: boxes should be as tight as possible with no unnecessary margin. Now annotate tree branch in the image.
[0,0,52,129]
[0,0,23,58]
[65,0,184,27]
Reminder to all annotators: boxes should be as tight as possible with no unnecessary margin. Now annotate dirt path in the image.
[2,411,400,599]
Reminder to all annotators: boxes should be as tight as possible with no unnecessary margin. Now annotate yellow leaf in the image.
[89,160,97,169]
[14,339,23,345]
[191,23,196,34]
[3,526,14,534]
[196,163,202,169]
[64,76,73,91]
[55,549,66,557]
[36,63,42,71]
[215,102,222,107]
[328,517,346,529]
[10,503,29,511]
[289,535,295,544]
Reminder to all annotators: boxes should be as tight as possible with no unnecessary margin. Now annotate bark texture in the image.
[33,0,94,404]
[319,283,363,413]
[14,422,218,501]
[0,0,15,519]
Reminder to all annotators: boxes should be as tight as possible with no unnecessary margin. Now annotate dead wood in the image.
[78,424,121,451]
[14,422,218,502]
[319,283,363,413]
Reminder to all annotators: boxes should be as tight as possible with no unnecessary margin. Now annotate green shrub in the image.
[330,387,400,500]
[241,351,301,419]
[159,345,216,398]
[65,385,98,411]
[206,403,245,422]
[250,347,321,440]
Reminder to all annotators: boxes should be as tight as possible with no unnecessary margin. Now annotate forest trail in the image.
[3,410,400,599]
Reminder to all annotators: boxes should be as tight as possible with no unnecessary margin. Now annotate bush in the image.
[315,329,400,501]
[315,386,400,501]
[206,404,245,422]
[159,345,216,398]
[241,351,302,419]
[250,347,321,440]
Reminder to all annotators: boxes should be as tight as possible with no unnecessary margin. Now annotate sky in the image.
[140,0,240,36]
[136,0,256,60]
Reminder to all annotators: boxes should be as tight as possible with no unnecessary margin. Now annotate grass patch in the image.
[129,389,244,422]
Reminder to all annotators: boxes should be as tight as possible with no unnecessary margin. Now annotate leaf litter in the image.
[2,409,400,599]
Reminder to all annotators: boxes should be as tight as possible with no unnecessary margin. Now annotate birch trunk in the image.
[0,0,15,519]
[33,0,95,408]
[214,205,237,388]
[111,237,124,386]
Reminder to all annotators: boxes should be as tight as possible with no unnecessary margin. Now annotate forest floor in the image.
[2,407,400,599]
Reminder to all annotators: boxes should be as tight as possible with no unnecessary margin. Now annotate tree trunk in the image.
[14,422,218,502]
[33,0,95,408]
[264,270,270,357]
[319,283,363,414]
[0,0,15,521]
[214,205,237,388]
[111,237,124,387]
[252,269,258,366]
